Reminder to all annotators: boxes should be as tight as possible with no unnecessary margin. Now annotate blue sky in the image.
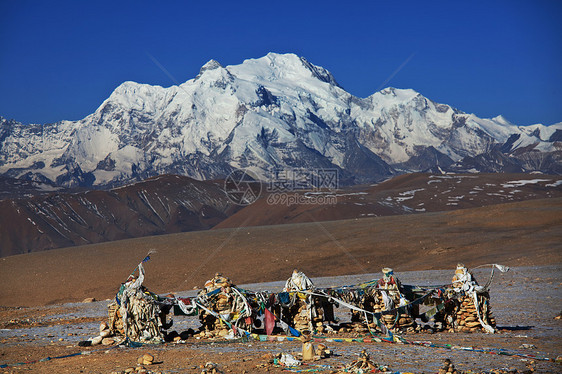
[0,0,560,126]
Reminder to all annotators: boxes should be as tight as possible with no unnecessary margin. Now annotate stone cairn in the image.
[371,268,415,332]
[454,293,496,332]
[81,321,118,346]
[197,273,236,337]
[290,297,312,333]
[438,358,461,374]
[125,295,163,342]
[340,268,416,334]
[285,294,330,334]
[371,291,415,332]
[283,270,320,333]
[450,265,496,333]
[108,301,124,335]
[341,350,390,373]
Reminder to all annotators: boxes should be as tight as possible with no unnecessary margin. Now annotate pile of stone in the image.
[197,274,241,338]
[311,298,333,333]
[108,302,124,335]
[315,343,331,358]
[370,292,415,332]
[438,358,462,374]
[80,321,118,346]
[282,270,334,334]
[283,295,332,334]
[340,350,390,373]
[365,268,416,332]
[299,338,331,361]
[109,264,167,344]
[200,362,223,374]
[211,291,233,334]
[378,301,399,330]
[289,299,312,333]
[447,264,497,333]
[454,293,496,332]
[465,363,535,374]
[109,354,161,374]
[395,311,415,331]
[123,292,164,342]
[110,367,161,374]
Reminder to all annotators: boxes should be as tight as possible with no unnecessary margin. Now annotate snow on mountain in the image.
[0,53,561,189]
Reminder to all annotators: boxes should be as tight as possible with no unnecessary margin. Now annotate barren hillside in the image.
[1,197,560,307]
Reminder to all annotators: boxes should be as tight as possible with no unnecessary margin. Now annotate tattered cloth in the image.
[118,263,163,343]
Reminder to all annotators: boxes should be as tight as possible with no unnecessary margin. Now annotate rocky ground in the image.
[1,266,561,373]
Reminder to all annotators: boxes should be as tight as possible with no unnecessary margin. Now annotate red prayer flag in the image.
[264,308,276,335]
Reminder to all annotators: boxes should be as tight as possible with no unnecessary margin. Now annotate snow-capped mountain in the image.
[1,53,561,188]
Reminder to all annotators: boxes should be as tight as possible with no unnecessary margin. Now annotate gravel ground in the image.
[1,265,561,373]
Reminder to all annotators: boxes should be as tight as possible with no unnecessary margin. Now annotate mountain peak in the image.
[200,59,223,72]
[265,51,299,60]
[492,115,512,126]
[111,80,164,95]
[235,52,304,72]
[195,59,224,80]
[371,87,421,103]
[228,52,341,87]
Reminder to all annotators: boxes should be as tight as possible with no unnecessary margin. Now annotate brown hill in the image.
[2,172,559,258]
[1,197,560,307]
[216,172,562,228]
[0,175,240,257]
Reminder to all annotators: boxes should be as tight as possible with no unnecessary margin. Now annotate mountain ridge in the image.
[1,52,560,188]
[0,174,239,257]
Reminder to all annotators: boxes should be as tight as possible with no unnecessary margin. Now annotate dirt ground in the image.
[1,266,561,373]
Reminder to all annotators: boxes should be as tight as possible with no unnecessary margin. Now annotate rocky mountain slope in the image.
[2,172,560,257]
[215,173,562,229]
[1,53,560,189]
[0,175,238,257]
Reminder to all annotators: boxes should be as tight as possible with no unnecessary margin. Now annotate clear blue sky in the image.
[1,0,560,126]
